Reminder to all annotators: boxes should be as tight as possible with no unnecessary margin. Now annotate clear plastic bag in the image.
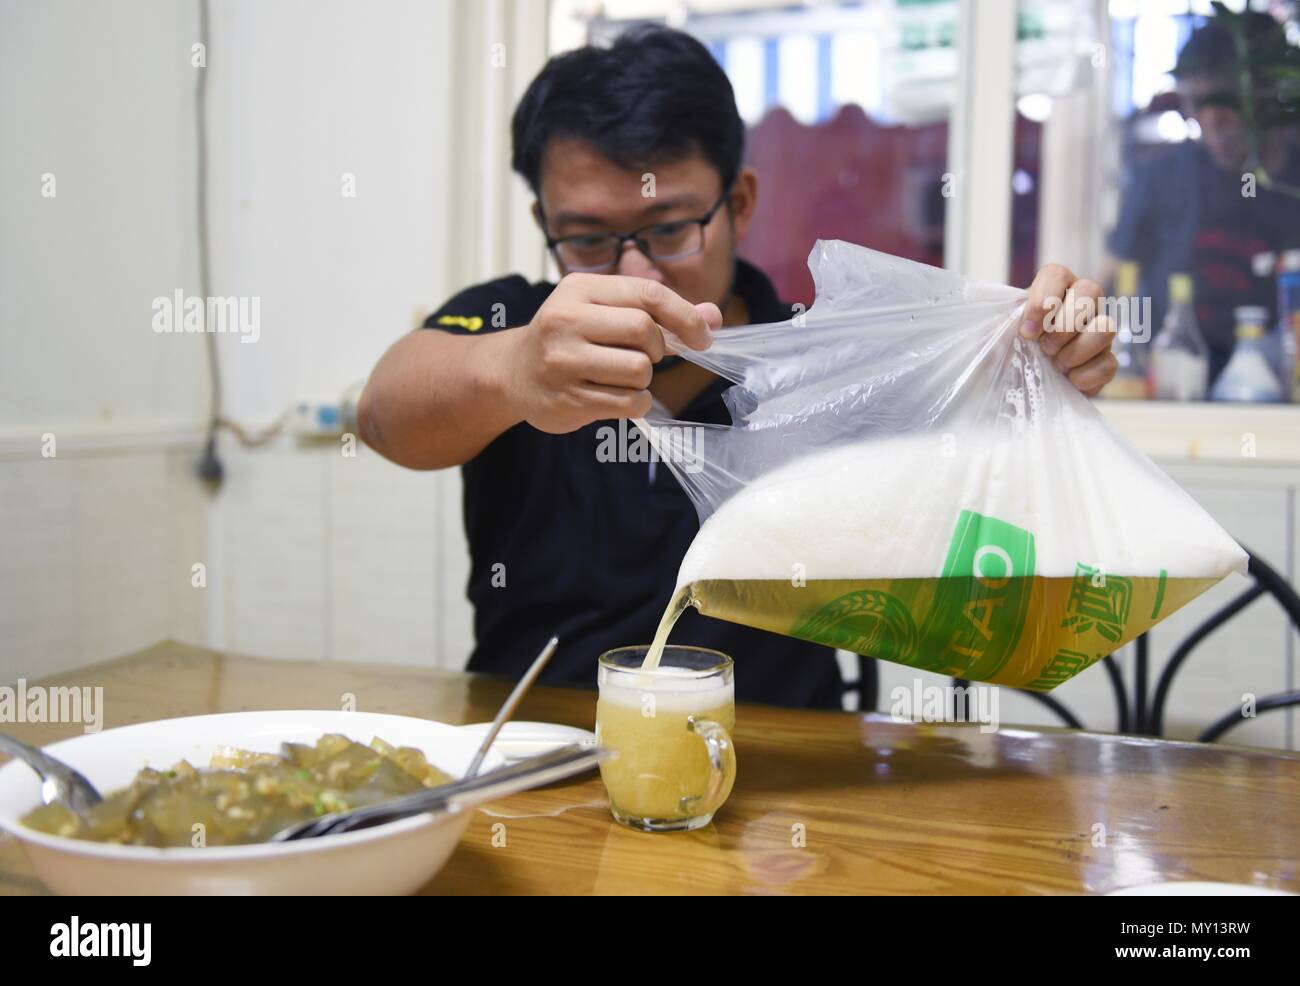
[638,240,1247,691]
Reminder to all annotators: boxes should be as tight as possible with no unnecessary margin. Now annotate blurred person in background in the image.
[1108,10,1300,380]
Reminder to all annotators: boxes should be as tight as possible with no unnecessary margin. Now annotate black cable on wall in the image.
[195,0,224,488]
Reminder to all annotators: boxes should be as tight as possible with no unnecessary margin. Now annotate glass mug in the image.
[595,646,737,832]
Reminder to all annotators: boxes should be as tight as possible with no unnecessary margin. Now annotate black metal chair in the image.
[1158,553,1300,743]
[953,656,1128,730]
[949,548,1300,742]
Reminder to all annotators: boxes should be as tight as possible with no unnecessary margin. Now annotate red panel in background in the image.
[740,105,1042,307]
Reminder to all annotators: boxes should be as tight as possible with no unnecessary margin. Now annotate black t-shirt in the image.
[1109,140,1300,379]
[422,259,846,709]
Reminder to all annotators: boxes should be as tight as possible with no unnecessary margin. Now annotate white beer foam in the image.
[677,422,1248,585]
[602,666,734,713]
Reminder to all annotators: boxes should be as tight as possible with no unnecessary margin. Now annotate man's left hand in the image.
[1018,263,1118,397]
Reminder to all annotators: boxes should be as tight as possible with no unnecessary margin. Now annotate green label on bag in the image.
[917,509,1036,680]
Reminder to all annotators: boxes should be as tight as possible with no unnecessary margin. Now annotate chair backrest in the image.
[1176,551,1300,743]
[1149,566,1270,736]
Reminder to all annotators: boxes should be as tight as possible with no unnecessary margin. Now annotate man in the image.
[1109,11,1300,379]
[358,26,1116,709]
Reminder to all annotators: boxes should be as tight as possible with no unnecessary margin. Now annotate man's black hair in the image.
[511,25,745,197]
[1173,10,1287,77]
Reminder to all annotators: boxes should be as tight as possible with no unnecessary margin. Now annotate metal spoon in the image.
[0,731,102,812]
[464,635,558,778]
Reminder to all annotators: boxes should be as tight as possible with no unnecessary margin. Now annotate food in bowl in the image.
[21,733,452,847]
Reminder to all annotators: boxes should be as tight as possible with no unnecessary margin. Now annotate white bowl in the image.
[0,710,504,895]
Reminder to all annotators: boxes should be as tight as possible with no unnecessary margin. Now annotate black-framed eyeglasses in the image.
[540,188,732,273]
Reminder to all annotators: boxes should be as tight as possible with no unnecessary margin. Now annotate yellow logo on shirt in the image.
[437,314,484,332]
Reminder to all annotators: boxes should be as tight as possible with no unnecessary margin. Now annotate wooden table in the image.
[2,641,1297,895]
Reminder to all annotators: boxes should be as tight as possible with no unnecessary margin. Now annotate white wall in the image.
[0,0,546,682]
[198,0,455,665]
[0,445,208,682]
[0,0,206,434]
[203,0,449,424]
[0,0,210,682]
[198,0,545,667]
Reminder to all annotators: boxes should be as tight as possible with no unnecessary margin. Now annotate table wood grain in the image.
[2,641,1297,895]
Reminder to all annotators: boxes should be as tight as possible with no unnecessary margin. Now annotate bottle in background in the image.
[1210,306,1283,403]
[1149,273,1209,401]
[1100,260,1148,399]
[1275,249,1300,403]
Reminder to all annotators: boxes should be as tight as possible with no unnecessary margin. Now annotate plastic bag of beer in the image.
[638,240,1247,691]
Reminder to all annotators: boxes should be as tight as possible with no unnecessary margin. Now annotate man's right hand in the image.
[500,273,720,434]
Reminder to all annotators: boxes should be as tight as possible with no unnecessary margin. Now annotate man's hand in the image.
[502,273,720,434]
[1018,263,1118,397]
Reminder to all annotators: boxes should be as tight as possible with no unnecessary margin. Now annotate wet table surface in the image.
[1,641,1297,895]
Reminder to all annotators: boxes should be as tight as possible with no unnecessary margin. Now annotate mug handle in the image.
[684,715,736,816]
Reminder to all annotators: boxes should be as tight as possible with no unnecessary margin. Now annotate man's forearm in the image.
[357,328,524,470]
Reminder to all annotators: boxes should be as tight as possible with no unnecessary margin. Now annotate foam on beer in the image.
[602,665,734,713]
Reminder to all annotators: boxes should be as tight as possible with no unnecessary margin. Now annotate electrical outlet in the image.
[291,399,347,436]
